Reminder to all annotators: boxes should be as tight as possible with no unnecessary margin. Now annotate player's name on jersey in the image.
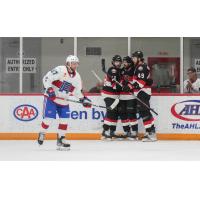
[6,58,36,73]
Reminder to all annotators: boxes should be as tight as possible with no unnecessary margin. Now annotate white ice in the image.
[0,140,200,161]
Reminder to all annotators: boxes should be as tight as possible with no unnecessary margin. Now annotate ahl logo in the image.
[13,104,38,121]
[171,100,200,121]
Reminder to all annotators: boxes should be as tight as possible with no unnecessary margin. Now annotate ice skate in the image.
[56,135,70,151]
[142,132,157,142]
[115,133,128,140]
[127,131,138,141]
[110,131,125,141]
[37,132,45,145]
[101,130,112,141]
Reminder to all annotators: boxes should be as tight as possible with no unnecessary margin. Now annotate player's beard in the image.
[66,65,76,75]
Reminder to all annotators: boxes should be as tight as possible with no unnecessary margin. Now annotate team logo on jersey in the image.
[171,100,200,121]
[59,81,74,93]
[111,69,117,73]
[13,104,38,121]
[138,66,143,71]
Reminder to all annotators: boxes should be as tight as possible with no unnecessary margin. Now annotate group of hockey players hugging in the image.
[37,51,157,150]
[101,51,157,142]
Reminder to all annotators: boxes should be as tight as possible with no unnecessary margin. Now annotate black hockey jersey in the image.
[101,66,121,99]
[120,65,136,100]
[130,61,152,95]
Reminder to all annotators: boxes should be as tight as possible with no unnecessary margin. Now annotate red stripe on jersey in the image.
[143,118,154,126]
[52,80,63,88]
[104,118,118,123]
[121,119,129,123]
[137,79,146,86]
[129,76,137,81]
[134,86,151,92]
[101,90,120,95]
[129,119,137,122]
[58,124,68,130]
[111,83,116,87]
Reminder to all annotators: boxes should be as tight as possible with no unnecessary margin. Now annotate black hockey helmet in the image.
[112,55,122,62]
[123,56,132,64]
[131,51,144,59]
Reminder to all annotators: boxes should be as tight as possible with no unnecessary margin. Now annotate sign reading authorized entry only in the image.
[6,58,36,73]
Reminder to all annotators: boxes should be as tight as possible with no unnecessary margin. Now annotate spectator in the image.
[184,67,200,93]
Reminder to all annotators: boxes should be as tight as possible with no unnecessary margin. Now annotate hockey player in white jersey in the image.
[37,55,92,150]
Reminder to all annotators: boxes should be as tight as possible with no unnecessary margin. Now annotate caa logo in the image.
[13,104,38,121]
[171,100,200,121]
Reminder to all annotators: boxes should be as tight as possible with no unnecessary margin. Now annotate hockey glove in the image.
[47,87,56,100]
[80,96,92,108]
[146,78,153,86]
[123,83,134,92]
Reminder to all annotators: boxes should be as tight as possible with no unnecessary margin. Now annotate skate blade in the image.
[142,139,157,142]
[127,137,137,141]
[56,146,70,151]
[101,137,112,141]
[112,137,124,141]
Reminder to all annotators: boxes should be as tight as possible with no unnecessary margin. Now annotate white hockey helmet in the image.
[66,55,79,63]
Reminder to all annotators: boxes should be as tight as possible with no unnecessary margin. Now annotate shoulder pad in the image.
[138,63,149,71]
[53,65,65,73]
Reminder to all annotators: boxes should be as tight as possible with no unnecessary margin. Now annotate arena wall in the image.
[1,93,200,140]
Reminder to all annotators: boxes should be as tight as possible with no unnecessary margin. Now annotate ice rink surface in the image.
[0,140,200,161]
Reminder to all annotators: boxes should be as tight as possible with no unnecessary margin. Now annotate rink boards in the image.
[1,93,200,140]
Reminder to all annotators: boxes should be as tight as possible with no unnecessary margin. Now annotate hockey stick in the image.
[91,69,120,110]
[101,58,158,116]
[91,70,103,82]
[54,96,110,109]
[66,98,111,110]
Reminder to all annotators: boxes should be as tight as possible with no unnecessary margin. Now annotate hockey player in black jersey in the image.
[120,56,139,140]
[123,51,157,142]
[101,55,122,140]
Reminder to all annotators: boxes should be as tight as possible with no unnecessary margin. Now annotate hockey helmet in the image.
[66,55,79,63]
[123,56,132,64]
[131,51,144,59]
[112,55,122,62]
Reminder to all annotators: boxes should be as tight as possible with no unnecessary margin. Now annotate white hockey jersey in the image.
[43,65,84,105]
[183,78,200,93]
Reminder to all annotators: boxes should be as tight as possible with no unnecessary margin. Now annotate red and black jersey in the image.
[133,62,150,88]
[121,65,135,82]
[131,62,152,95]
[101,66,121,99]
[120,65,136,100]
